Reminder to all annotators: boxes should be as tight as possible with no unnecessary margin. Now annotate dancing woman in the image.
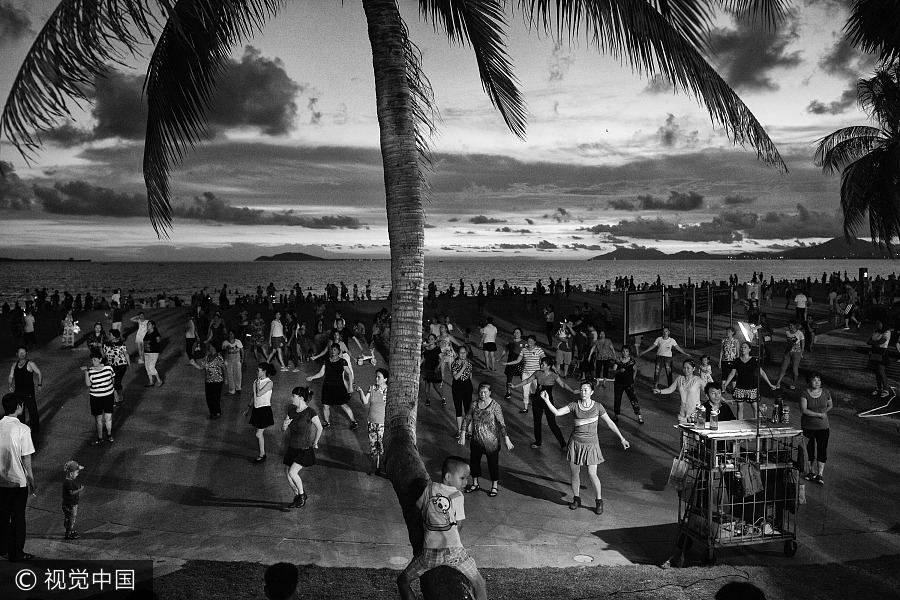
[282,387,322,508]
[512,356,572,449]
[356,368,388,475]
[248,362,277,462]
[722,342,777,419]
[540,381,630,515]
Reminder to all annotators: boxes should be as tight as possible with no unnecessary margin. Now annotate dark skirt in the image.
[423,368,443,384]
[322,383,350,405]
[504,361,523,378]
[283,446,316,467]
[249,405,274,428]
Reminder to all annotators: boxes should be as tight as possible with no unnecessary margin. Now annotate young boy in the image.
[63,460,85,540]
[398,456,487,600]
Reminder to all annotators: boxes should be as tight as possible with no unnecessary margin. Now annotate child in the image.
[63,460,85,540]
[397,456,487,600]
[698,355,714,386]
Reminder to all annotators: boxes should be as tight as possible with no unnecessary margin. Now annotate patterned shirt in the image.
[451,358,472,381]
[463,399,508,453]
[88,365,115,396]
[721,337,738,362]
[202,355,226,383]
[104,343,129,367]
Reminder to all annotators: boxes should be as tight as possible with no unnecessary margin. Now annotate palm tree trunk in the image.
[363,0,429,554]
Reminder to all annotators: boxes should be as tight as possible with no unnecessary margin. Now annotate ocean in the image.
[2,258,899,304]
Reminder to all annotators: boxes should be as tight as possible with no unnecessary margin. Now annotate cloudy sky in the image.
[0,0,881,260]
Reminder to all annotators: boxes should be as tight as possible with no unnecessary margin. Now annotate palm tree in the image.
[814,63,900,254]
[845,0,900,66]
[2,0,787,582]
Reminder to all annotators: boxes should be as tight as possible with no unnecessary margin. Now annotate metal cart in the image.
[673,420,803,564]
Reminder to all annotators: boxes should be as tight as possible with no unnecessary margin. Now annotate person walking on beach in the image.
[543,304,556,346]
[479,317,498,371]
[460,383,514,498]
[142,320,163,387]
[248,362,276,463]
[504,335,545,414]
[501,327,525,399]
[800,372,832,485]
[867,321,893,398]
[356,368,387,475]
[419,333,445,407]
[653,359,705,424]
[184,312,198,361]
[7,347,43,439]
[450,347,474,438]
[612,346,643,425]
[511,357,571,449]
[267,311,288,371]
[306,345,357,429]
[540,381,630,515]
[282,387,322,508]
[0,393,37,562]
[775,321,804,390]
[793,289,809,324]
[639,327,688,388]
[723,342,777,419]
[130,311,148,364]
[103,330,130,406]
[189,344,226,419]
[250,312,267,362]
[81,349,115,445]
[222,330,244,396]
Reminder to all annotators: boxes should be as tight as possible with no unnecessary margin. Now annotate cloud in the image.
[30,181,362,228]
[708,17,802,91]
[41,121,95,148]
[0,1,30,46]
[644,74,674,95]
[469,215,506,224]
[656,114,698,148]
[806,87,857,115]
[608,199,637,211]
[49,46,303,143]
[722,194,756,205]
[495,227,532,233]
[0,162,34,210]
[548,42,575,82]
[639,190,704,211]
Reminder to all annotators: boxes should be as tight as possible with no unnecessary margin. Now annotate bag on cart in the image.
[668,445,692,491]
[785,468,805,512]
[794,443,810,474]
[737,461,764,496]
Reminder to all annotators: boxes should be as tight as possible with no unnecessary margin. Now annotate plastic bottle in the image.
[709,409,719,430]
[695,404,705,428]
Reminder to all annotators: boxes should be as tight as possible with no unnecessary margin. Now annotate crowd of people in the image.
[0,268,869,590]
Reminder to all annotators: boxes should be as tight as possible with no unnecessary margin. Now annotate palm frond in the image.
[522,0,787,171]
[813,125,885,173]
[402,22,440,201]
[720,0,791,30]
[839,144,900,255]
[419,0,526,139]
[857,64,900,135]
[845,0,900,66]
[142,0,283,235]
[0,0,161,161]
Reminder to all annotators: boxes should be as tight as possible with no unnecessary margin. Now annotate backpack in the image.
[421,483,460,532]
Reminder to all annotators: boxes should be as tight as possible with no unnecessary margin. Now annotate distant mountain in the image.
[254,252,329,262]
[590,237,892,261]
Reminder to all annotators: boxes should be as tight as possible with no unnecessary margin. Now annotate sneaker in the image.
[638,415,645,425]
[881,390,891,398]
[813,475,825,485]
[504,392,512,400]
[67,532,80,540]
[322,420,331,429]
[350,420,359,431]
[804,472,816,481]
[530,442,542,449]
[89,438,103,446]
[595,499,604,515]
[106,436,115,444]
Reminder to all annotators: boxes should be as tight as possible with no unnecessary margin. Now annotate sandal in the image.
[488,486,498,497]
[464,483,480,494]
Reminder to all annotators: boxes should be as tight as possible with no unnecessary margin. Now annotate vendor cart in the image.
[672,420,803,564]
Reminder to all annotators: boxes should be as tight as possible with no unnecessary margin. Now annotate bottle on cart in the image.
[781,405,790,424]
[695,404,705,428]
[774,397,784,423]
[709,408,719,430]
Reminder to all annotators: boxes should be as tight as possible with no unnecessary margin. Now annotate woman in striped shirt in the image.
[81,349,116,445]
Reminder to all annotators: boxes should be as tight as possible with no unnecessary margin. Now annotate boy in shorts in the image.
[62,460,85,540]
[398,456,487,600]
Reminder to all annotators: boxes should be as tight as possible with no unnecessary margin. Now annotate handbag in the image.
[737,461,764,497]
[668,444,693,491]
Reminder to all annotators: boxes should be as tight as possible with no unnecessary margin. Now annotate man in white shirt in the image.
[479,317,498,371]
[0,393,37,562]
[639,327,689,388]
[793,290,809,324]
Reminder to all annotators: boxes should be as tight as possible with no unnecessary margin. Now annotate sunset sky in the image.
[0,0,881,260]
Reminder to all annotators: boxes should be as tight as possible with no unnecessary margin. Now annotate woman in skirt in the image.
[282,386,322,508]
[356,368,388,475]
[306,344,356,429]
[722,341,777,419]
[248,362,276,463]
[501,327,525,399]
[540,380,630,515]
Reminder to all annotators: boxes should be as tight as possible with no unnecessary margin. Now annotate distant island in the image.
[590,237,896,261]
[254,252,330,262]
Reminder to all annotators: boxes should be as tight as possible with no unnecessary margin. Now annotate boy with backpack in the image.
[397,456,487,600]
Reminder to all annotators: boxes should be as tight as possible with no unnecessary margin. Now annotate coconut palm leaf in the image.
[720,0,791,29]
[839,144,900,254]
[845,0,900,66]
[522,0,787,171]
[419,0,526,139]
[0,0,160,159]
[813,125,884,174]
[857,64,900,134]
[142,0,283,234]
